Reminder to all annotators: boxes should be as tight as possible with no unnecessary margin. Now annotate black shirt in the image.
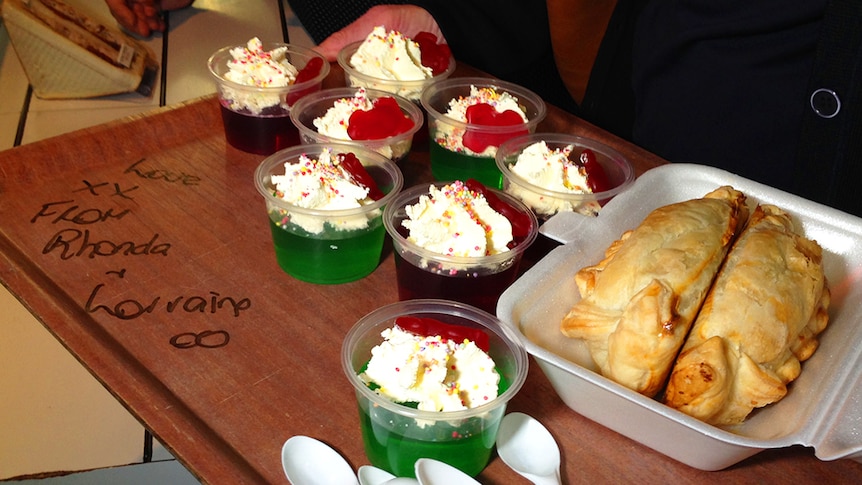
[288,0,862,215]
[412,0,579,113]
[631,1,826,194]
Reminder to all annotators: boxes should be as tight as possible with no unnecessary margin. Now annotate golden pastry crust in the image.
[561,186,749,397]
[663,204,829,425]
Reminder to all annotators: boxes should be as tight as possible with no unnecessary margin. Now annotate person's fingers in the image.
[146,15,165,32]
[315,29,360,60]
[130,0,165,33]
[386,5,444,40]
[159,0,194,11]
[106,0,149,36]
[315,5,444,61]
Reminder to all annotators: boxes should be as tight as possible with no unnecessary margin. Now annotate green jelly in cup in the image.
[254,143,403,284]
[421,77,546,189]
[342,299,529,477]
[428,139,505,189]
[266,218,387,284]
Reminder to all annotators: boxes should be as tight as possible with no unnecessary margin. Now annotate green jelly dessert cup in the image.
[342,299,529,478]
[254,143,403,284]
[420,77,546,189]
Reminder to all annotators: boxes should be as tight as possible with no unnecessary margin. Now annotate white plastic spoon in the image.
[495,412,562,485]
[358,465,396,485]
[358,464,420,485]
[414,458,481,485]
[281,435,359,485]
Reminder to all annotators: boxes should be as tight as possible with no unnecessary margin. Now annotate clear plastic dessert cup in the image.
[496,133,636,220]
[342,299,529,477]
[337,40,456,103]
[208,43,330,155]
[421,77,546,189]
[289,87,423,162]
[383,183,539,314]
[254,143,403,284]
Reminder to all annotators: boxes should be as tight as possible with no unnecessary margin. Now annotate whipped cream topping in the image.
[221,37,299,114]
[347,26,435,100]
[444,86,527,124]
[350,26,432,82]
[402,181,513,257]
[361,325,500,412]
[512,141,591,193]
[311,88,412,160]
[313,88,375,140]
[507,141,601,217]
[436,86,528,156]
[269,148,376,234]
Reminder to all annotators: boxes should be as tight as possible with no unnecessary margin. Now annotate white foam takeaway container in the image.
[497,163,862,470]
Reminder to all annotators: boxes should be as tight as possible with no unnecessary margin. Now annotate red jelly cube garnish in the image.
[287,57,325,104]
[347,97,414,140]
[337,152,385,200]
[413,31,451,76]
[578,148,612,194]
[462,103,528,153]
[465,178,532,241]
[295,57,324,84]
[396,315,490,352]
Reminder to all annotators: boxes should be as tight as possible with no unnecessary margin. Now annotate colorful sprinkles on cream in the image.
[435,86,528,155]
[401,181,514,258]
[269,148,378,234]
[349,26,432,82]
[360,324,500,412]
[218,37,301,115]
[225,37,298,88]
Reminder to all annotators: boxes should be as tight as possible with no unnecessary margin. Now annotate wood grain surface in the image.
[1,66,859,484]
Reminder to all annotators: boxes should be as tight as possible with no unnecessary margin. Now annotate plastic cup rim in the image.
[341,298,529,420]
[289,87,425,146]
[420,76,547,133]
[382,182,539,266]
[495,132,637,201]
[207,42,331,94]
[254,142,404,217]
[337,40,456,89]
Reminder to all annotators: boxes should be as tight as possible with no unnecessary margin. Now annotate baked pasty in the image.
[560,186,748,397]
[663,204,829,425]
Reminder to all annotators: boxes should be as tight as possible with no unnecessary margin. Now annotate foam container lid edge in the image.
[501,163,862,467]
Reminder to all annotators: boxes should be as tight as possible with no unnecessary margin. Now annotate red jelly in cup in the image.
[383,181,539,314]
[208,41,330,155]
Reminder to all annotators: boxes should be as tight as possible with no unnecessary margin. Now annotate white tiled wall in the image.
[0,1,313,481]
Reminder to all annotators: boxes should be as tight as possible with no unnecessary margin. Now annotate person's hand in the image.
[105,0,193,37]
[314,5,444,61]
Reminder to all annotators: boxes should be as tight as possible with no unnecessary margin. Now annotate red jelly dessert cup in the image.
[382,181,539,314]
[208,42,330,155]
